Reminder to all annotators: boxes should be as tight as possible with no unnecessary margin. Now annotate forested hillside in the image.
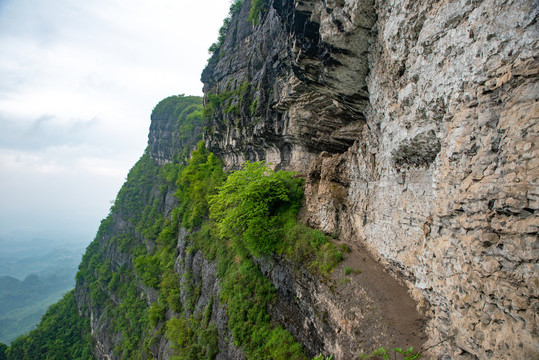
[0,272,74,344]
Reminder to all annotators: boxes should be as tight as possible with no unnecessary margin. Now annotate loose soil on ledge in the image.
[330,240,428,357]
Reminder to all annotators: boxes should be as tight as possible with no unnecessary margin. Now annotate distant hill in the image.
[0,247,82,344]
[0,246,84,280]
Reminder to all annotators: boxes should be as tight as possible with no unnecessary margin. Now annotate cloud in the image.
[0,112,100,151]
[0,0,231,243]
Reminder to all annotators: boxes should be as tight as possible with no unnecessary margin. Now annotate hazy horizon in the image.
[0,0,231,249]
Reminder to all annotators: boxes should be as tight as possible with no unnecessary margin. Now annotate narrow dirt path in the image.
[329,240,428,356]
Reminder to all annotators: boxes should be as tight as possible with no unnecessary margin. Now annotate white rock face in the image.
[304,0,538,358]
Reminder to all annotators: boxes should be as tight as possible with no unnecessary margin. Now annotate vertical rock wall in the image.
[337,0,538,358]
[203,0,539,358]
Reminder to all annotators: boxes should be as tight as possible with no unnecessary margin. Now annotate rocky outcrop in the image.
[202,0,539,359]
[148,96,203,164]
[202,0,375,170]
[173,228,245,360]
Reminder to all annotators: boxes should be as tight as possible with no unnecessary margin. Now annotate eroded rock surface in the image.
[202,0,539,358]
[202,0,375,170]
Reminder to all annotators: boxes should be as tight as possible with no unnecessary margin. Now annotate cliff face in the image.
[202,0,538,359]
[71,1,537,359]
[202,0,375,169]
[75,96,256,360]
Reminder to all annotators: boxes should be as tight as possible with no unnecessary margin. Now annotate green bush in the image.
[135,254,161,288]
[248,0,268,25]
[209,161,303,257]
[148,303,167,327]
[166,316,218,360]
[176,142,226,230]
[249,98,257,115]
[359,347,422,360]
[279,217,343,276]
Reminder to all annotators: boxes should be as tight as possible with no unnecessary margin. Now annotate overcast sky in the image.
[0,0,231,247]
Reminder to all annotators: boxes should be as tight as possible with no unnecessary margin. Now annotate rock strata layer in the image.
[202,0,539,359]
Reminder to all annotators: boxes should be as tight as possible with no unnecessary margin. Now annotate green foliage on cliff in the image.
[210,161,304,257]
[166,315,219,359]
[111,152,161,221]
[5,91,342,359]
[248,0,268,25]
[217,250,304,359]
[3,290,93,360]
[208,0,244,57]
[176,153,306,359]
[151,95,205,160]
[249,98,257,115]
[359,347,422,360]
[280,221,343,276]
[176,142,227,230]
[0,344,7,360]
[203,80,251,122]
[188,157,341,359]
[78,229,150,359]
[151,95,203,123]
[125,143,227,359]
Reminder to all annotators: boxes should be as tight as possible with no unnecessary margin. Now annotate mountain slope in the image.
[3,0,537,359]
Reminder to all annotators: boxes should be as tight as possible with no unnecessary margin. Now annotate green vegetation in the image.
[2,90,344,359]
[188,157,342,358]
[203,80,251,121]
[209,161,304,257]
[0,273,75,344]
[249,98,257,115]
[2,290,93,360]
[151,95,202,122]
[151,95,204,160]
[279,221,343,276]
[344,266,361,276]
[207,0,269,57]
[166,315,218,359]
[204,91,232,119]
[208,0,244,57]
[0,343,7,360]
[313,355,333,360]
[248,0,268,25]
[218,253,304,359]
[175,142,226,230]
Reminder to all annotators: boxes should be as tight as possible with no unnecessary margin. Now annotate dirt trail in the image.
[329,240,428,356]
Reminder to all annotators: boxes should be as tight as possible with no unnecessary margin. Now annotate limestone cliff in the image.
[75,96,245,359]
[202,0,539,359]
